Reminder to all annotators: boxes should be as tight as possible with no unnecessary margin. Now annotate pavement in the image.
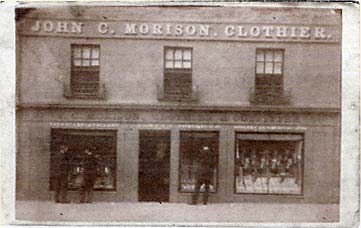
[15,200,339,224]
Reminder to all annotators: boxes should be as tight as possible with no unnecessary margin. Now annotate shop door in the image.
[138,130,171,202]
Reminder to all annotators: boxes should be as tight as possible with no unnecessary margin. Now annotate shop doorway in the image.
[138,130,171,202]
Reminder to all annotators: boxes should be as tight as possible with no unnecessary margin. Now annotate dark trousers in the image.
[80,176,95,203]
[54,175,68,203]
[192,178,211,205]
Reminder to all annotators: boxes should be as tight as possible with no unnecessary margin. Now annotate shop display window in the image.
[234,133,303,195]
[179,131,219,193]
[50,129,117,191]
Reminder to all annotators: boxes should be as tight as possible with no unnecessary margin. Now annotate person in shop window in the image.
[53,145,70,203]
[191,145,216,205]
[80,148,98,203]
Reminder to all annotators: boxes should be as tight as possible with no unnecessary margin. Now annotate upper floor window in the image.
[158,47,198,102]
[70,44,102,98]
[252,49,289,105]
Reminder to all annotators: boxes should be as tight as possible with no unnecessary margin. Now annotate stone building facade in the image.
[16,6,341,204]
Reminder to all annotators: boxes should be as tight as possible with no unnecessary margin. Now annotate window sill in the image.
[157,84,199,103]
[64,83,106,100]
[232,192,304,196]
[64,94,106,100]
[249,89,292,106]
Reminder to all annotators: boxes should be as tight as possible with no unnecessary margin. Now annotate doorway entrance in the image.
[138,130,171,202]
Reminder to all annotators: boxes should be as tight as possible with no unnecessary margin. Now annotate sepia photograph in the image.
[0,1,358,227]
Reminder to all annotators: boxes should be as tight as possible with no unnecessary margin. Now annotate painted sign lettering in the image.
[26,20,337,42]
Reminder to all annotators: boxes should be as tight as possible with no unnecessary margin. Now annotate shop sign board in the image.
[20,19,340,43]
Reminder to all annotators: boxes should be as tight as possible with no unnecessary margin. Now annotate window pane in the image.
[265,51,273,62]
[274,51,283,62]
[256,62,264,74]
[183,50,192,60]
[165,60,173,68]
[92,48,100,59]
[82,60,90,66]
[82,47,91,58]
[73,59,82,66]
[179,131,218,193]
[174,60,182,68]
[73,48,82,58]
[165,49,174,60]
[256,51,264,61]
[235,133,303,195]
[91,60,100,66]
[274,63,282,74]
[265,62,273,74]
[174,50,182,60]
[183,61,191,69]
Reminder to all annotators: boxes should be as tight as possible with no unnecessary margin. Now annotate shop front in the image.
[16,105,339,204]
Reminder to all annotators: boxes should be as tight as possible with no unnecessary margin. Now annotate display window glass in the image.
[50,129,117,191]
[234,133,303,195]
[179,131,219,193]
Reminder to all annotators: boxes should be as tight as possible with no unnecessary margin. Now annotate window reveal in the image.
[234,133,303,195]
[179,131,219,193]
[71,44,100,97]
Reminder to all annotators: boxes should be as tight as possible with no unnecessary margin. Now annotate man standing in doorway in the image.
[80,148,98,203]
[54,145,70,203]
[191,145,216,205]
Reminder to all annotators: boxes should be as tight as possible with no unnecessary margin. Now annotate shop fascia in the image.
[30,20,332,40]
[120,23,329,39]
